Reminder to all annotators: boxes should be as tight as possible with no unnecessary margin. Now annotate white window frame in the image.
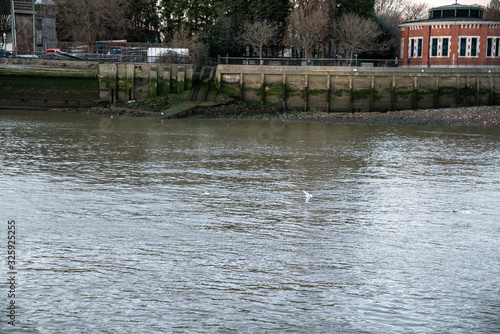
[429,36,451,57]
[409,37,423,58]
[486,36,500,58]
[458,36,480,58]
[401,38,405,59]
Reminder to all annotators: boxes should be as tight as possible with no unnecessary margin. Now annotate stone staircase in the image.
[161,66,218,119]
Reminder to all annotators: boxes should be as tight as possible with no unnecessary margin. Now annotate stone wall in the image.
[99,63,194,103]
[217,65,500,112]
[2,59,500,112]
[0,59,99,108]
[0,60,194,108]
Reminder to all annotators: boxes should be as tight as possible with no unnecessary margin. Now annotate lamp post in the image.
[33,0,36,53]
[11,0,16,51]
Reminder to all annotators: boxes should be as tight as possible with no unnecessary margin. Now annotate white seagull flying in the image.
[303,190,313,203]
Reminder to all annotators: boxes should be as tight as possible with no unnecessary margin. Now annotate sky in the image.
[422,0,491,7]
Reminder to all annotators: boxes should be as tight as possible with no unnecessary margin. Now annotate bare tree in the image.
[167,23,208,67]
[335,13,386,62]
[238,19,277,61]
[402,1,428,22]
[285,1,329,60]
[374,0,428,58]
[375,0,405,55]
[486,9,500,19]
[375,0,404,18]
[55,0,126,53]
[376,0,429,22]
[485,1,500,20]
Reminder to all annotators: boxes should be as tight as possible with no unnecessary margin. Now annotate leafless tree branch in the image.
[55,0,126,53]
[335,13,386,61]
[285,1,330,59]
[237,19,278,60]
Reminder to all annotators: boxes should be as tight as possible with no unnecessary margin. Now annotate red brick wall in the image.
[400,23,500,66]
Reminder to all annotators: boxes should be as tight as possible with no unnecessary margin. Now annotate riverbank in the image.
[48,99,500,127]
[192,102,500,127]
[50,96,170,117]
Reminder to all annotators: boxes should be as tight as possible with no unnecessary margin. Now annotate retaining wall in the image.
[0,59,99,108]
[217,65,500,112]
[0,60,194,109]
[99,63,194,104]
[3,59,500,112]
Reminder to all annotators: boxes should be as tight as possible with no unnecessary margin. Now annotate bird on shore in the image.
[303,190,312,203]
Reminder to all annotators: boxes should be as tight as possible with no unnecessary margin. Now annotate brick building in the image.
[399,3,500,67]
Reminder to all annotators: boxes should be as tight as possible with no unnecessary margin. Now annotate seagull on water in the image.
[200,192,212,197]
[303,190,313,203]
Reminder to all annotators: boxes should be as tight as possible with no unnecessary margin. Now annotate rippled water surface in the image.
[1,109,499,333]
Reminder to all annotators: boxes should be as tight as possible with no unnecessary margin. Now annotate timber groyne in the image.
[2,58,500,113]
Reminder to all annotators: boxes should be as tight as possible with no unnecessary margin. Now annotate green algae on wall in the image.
[0,75,99,108]
[99,63,194,103]
[217,65,500,112]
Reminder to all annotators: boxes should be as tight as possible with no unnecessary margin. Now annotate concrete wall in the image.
[0,60,194,108]
[99,63,194,104]
[0,59,99,108]
[3,59,500,112]
[217,65,500,112]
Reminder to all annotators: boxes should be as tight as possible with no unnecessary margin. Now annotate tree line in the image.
[0,0,462,63]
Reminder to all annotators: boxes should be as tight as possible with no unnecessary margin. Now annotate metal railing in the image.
[5,49,500,68]
[219,56,500,68]
[1,50,190,64]
[402,58,500,67]
[219,57,399,67]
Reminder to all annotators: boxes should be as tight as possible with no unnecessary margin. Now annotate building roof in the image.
[429,4,484,20]
[428,4,483,20]
[432,4,479,10]
[400,3,491,25]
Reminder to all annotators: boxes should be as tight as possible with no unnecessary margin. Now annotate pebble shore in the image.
[55,101,500,127]
[193,105,500,127]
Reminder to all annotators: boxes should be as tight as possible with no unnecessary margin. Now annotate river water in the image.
[1,109,499,333]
